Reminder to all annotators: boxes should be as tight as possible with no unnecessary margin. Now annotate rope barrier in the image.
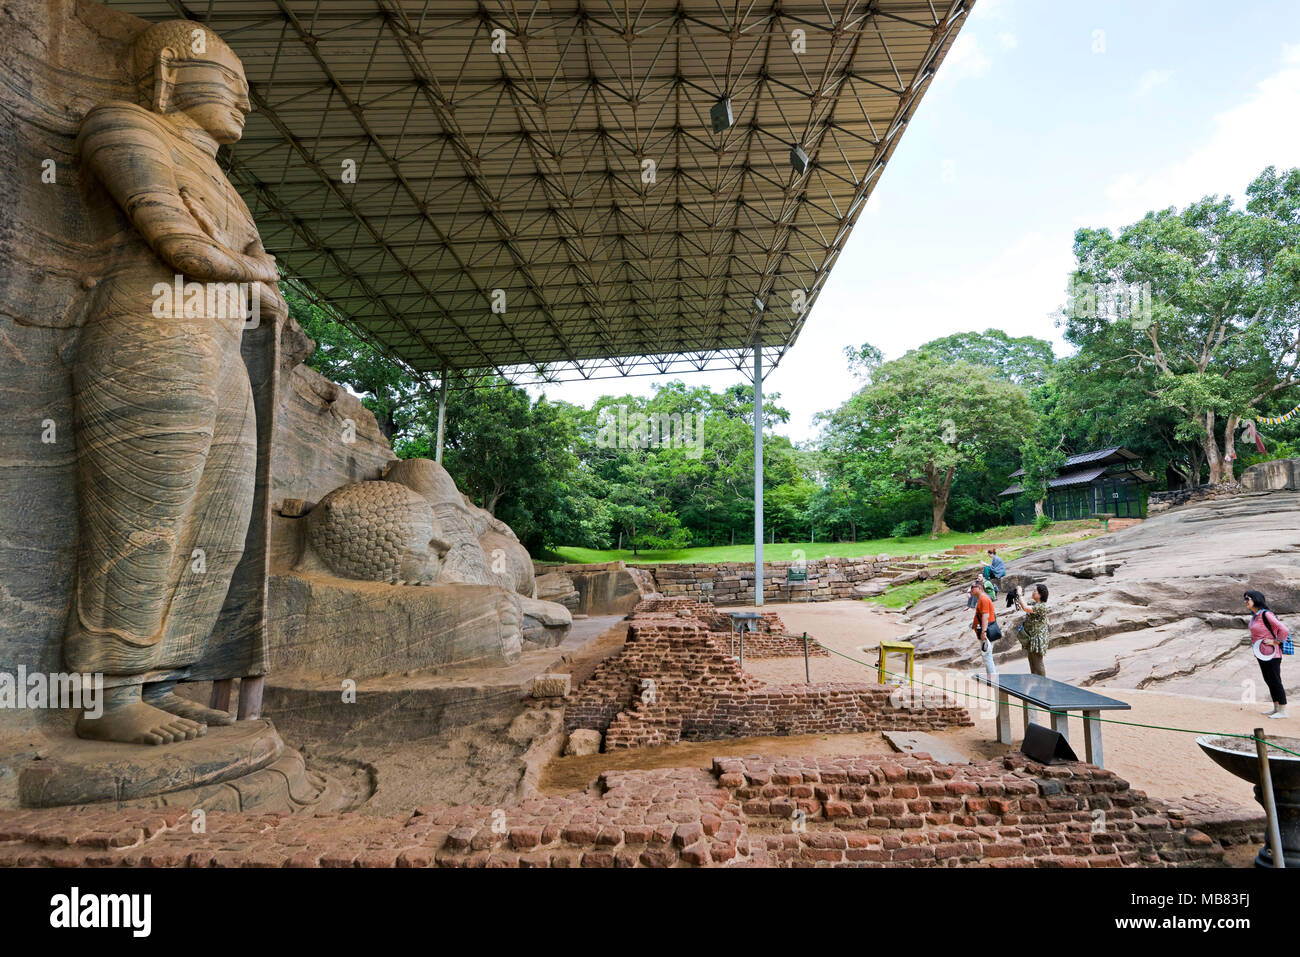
[811,638,1300,759]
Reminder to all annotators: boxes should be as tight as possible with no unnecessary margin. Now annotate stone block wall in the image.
[631,557,888,605]
[1148,483,1245,514]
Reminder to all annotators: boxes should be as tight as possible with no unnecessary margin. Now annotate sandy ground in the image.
[740,600,1295,809]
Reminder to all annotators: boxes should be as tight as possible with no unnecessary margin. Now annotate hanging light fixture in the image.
[790,144,810,175]
[710,96,734,132]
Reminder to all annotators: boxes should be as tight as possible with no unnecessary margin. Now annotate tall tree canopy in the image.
[1065,165,1300,484]
[916,329,1056,387]
[820,350,1030,537]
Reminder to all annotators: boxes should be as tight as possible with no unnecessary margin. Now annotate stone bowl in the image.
[1196,734,1300,790]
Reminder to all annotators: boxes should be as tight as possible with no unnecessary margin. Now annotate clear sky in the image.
[531,0,1300,442]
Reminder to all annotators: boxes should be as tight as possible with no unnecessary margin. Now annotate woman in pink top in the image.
[1245,590,1289,719]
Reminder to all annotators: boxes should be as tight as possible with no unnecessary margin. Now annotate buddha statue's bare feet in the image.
[143,688,235,726]
[76,701,206,745]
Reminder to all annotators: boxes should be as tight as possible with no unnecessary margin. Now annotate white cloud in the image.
[998,32,1018,51]
[768,230,1075,440]
[976,0,1013,20]
[1133,68,1173,97]
[943,32,992,79]
[1102,43,1300,224]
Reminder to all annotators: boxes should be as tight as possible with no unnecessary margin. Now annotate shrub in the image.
[891,520,920,539]
[1033,513,1054,532]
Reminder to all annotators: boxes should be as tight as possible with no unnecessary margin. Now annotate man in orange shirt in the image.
[969,580,1001,678]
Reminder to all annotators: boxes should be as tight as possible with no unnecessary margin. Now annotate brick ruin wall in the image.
[631,557,888,605]
[626,596,829,659]
[0,752,1225,867]
[564,598,967,749]
[714,753,1225,867]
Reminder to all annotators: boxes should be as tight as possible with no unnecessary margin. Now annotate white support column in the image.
[753,340,764,607]
[434,371,449,464]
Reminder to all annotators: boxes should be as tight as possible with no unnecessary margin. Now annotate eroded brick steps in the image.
[0,752,1223,868]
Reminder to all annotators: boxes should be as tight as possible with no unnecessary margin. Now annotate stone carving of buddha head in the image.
[131,20,251,144]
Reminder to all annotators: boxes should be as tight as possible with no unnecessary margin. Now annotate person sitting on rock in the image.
[1245,589,1290,719]
[982,548,1006,592]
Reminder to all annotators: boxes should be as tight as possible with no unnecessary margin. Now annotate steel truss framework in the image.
[108,0,972,384]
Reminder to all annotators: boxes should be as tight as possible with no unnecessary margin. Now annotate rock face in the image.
[381,457,535,596]
[535,571,581,611]
[0,1,565,815]
[305,481,440,584]
[905,490,1300,701]
[1242,458,1300,492]
[0,4,286,743]
[273,363,394,505]
[536,562,657,615]
[266,578,531,677]
[0,3,147,736]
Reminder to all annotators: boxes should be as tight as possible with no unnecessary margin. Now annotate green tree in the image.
[396,381,593,554]
[823,350,1030,537]
[917,329,1056,387]
[585,382,794,548]
[1065,166,1300,484]
[286,286,419,440]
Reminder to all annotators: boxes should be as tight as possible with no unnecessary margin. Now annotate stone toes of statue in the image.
[144,691,235,727]
[75,701,207,746]
[156,718,205,743]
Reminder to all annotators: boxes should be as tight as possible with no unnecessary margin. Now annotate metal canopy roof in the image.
[107,0,973,383]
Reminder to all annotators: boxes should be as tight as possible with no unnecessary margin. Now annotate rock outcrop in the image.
[1242,457,1300,493]
[536,571,581,612]
[904,490,1300,701]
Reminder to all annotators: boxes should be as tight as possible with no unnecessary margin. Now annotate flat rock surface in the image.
[903,490,1300,703]
[883,730,970,764]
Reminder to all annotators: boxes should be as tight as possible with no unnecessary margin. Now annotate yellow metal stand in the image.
[877,639,915,685]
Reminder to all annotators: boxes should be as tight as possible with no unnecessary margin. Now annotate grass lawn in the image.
[863,578,951,609]
[545,520,1104,565]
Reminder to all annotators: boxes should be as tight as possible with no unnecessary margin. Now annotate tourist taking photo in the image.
[1010,584,1050,677]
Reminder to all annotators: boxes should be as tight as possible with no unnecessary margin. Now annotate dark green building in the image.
[1001,447,1155,524]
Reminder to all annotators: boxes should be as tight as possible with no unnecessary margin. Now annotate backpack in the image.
[1261,611,1294,656]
